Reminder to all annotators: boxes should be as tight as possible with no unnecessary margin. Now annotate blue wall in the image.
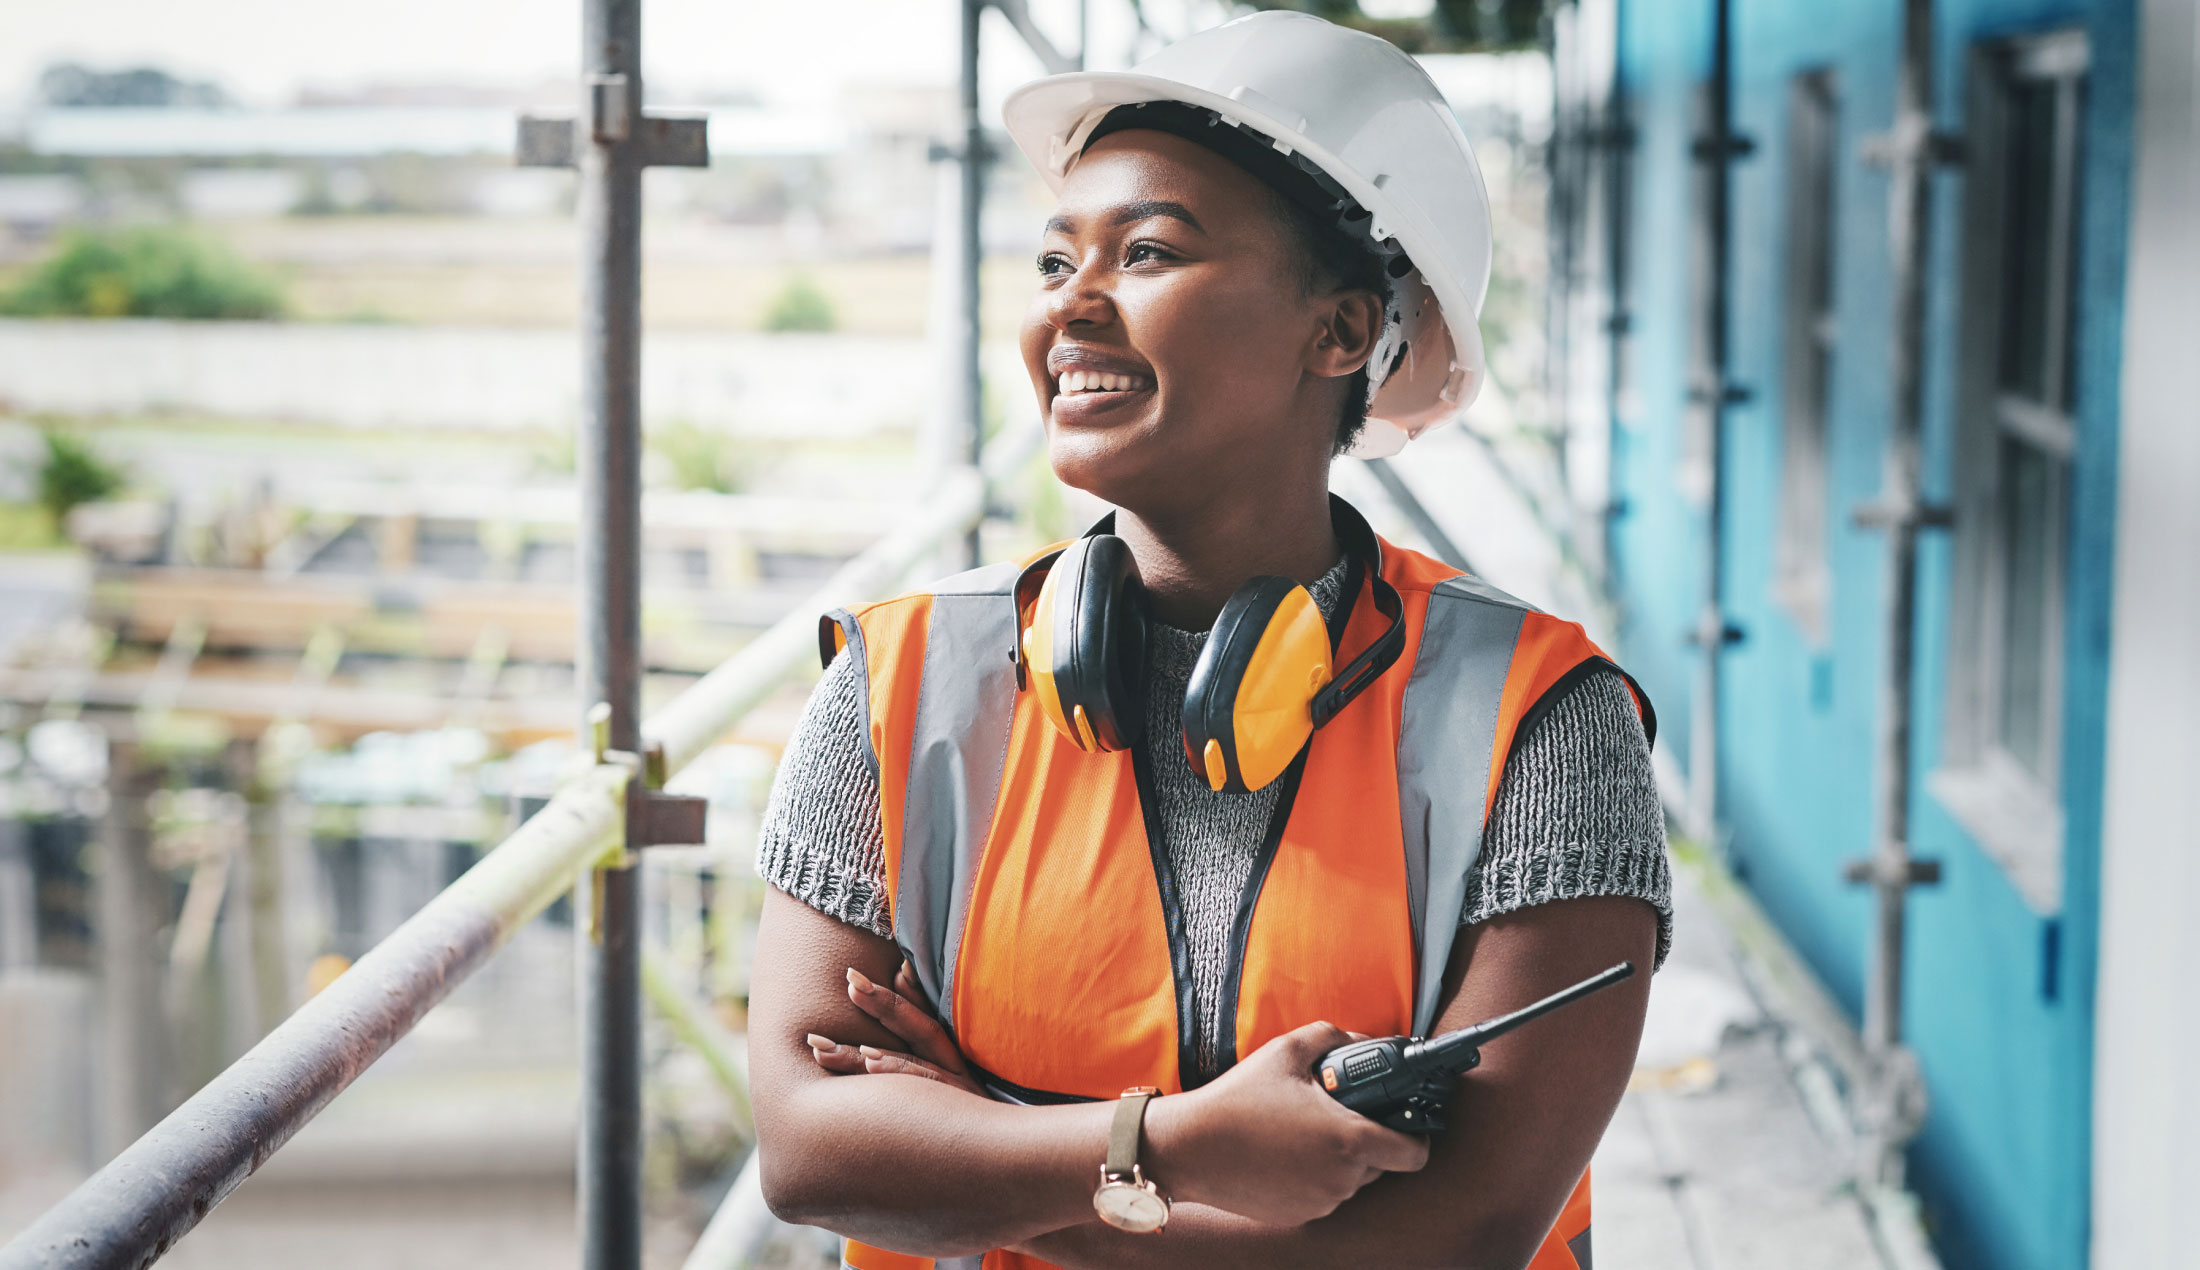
[1604,1,2132,1267]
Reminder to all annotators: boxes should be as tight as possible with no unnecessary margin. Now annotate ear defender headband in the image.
[1013,497,1406,793]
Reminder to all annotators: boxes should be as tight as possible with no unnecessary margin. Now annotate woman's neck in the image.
[1115,488,1341,630]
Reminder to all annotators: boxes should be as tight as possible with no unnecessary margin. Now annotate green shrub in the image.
[760,272,837,333]
[650,420,748,494]
[36,430,126,523]
[0,226,285,320]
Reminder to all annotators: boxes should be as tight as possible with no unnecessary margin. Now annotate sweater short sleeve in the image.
[754,648,894,938]
[1462,668,1673,967]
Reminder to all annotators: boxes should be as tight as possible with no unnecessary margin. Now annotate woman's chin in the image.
[1045,428,1153,505]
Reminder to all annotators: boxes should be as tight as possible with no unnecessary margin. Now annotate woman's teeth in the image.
[1056,370,1150,395]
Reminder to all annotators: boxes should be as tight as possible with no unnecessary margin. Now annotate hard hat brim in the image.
[1003,69,1489,438]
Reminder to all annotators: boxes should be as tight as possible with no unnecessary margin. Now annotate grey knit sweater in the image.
[757,557,1670,1081]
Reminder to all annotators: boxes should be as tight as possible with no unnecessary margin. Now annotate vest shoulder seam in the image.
[846,591,935,619]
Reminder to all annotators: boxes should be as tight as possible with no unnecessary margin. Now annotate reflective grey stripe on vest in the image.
[823,609,880,782]
[1396,576,1534,1034]
[893,561,1022,1032]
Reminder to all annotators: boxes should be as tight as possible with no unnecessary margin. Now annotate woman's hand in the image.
[807,962,986,1098]
[1144,1020,1431,1227]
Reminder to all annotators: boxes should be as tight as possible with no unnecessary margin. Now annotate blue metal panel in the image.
[1605,0,1713,772]
[1606,0,2134,1267]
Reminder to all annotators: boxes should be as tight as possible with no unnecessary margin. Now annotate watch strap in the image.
[1106,1088,1157,1177]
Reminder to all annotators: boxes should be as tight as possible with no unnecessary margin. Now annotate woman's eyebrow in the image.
[1043,200,1207,237]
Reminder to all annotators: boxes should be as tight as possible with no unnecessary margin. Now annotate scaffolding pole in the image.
[1846,0,1954,1186]
[575,0,648,1262]
[1684,0,1749,844]
[953,0,988,570]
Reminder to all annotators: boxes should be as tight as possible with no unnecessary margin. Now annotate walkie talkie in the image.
[1314,962,1637,1134]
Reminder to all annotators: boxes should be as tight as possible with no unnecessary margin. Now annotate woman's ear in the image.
[1305,288,1384,381]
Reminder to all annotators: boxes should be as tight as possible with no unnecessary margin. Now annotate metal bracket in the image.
[1851,498,1956,532]
[629,784,709,848]
[1690,132,1758,162]
[927,137,992,166]
[1859,124,1967,170]
[1578,123,1640,151]
[1687,379,1755,407]
[513,713,707,850]
[516,112,709,169]
[1843,855,1944,888]
[1684,616,1748,649]
[589,73,631,143]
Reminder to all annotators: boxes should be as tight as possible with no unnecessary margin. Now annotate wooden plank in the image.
[86,568,815,672]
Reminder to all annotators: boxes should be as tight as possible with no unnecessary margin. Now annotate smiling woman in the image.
[1021,124,1379,616]
[746,13,1670,1270]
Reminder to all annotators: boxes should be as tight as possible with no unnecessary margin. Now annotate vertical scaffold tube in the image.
[577,0,646,1263]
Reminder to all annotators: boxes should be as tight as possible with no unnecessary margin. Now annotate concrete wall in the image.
[2090,0,2198,1260]
[1602,0,2135,1266]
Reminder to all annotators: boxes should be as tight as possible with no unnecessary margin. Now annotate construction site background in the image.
[3,2,2194,1268]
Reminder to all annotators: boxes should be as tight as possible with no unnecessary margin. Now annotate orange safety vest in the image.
[822,537,1650,1270]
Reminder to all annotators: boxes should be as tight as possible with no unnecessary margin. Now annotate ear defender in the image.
[1181,579,1334,793]
[1021,534,1148,752]
[1012,497,1406,790]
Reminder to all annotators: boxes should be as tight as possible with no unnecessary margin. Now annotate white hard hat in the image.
[1003,9,1494,456]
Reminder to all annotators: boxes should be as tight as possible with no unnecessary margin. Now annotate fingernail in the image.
[846,967,877,993]
[858,1045,884,1059]
[805,1033,837,1053]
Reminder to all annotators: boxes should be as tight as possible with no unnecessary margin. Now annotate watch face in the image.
[1093,1181,1169,1234]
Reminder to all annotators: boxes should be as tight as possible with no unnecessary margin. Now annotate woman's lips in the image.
[1049,367,1155,426]
[1049,376,1154,426]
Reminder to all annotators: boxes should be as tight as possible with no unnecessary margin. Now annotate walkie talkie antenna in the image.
[1411,961,1637,1073]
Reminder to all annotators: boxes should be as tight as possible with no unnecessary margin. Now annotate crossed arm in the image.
[747,885,1656,1269]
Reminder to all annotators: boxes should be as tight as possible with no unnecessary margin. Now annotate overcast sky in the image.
[0,0,1196,112]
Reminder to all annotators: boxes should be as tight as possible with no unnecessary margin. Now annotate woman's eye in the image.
[1125,242,1172,265]
[1036,253,1072,276]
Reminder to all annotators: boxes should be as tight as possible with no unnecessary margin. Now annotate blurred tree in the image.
[761,272,839,333]
[0,227,285,320]
[35,430,126,525]
[1237,0,1547,52]
[37,63,230,109]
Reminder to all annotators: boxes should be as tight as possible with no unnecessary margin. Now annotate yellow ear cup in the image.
[1227,588,1333,792]
[1023,599,1073,745]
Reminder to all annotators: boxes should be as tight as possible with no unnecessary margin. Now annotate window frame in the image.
[1773,68,1841,645]
[1932,28,2089,917]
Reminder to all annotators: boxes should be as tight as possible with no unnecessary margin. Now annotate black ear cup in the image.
[1029,534,1147,751]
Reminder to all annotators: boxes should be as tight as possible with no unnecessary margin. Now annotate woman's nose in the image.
[1043,264,1115,331]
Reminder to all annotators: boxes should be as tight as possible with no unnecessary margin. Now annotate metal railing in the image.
[0,437,1030,1270]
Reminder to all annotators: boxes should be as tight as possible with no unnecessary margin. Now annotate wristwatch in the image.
[1092,1085,1170,1233]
